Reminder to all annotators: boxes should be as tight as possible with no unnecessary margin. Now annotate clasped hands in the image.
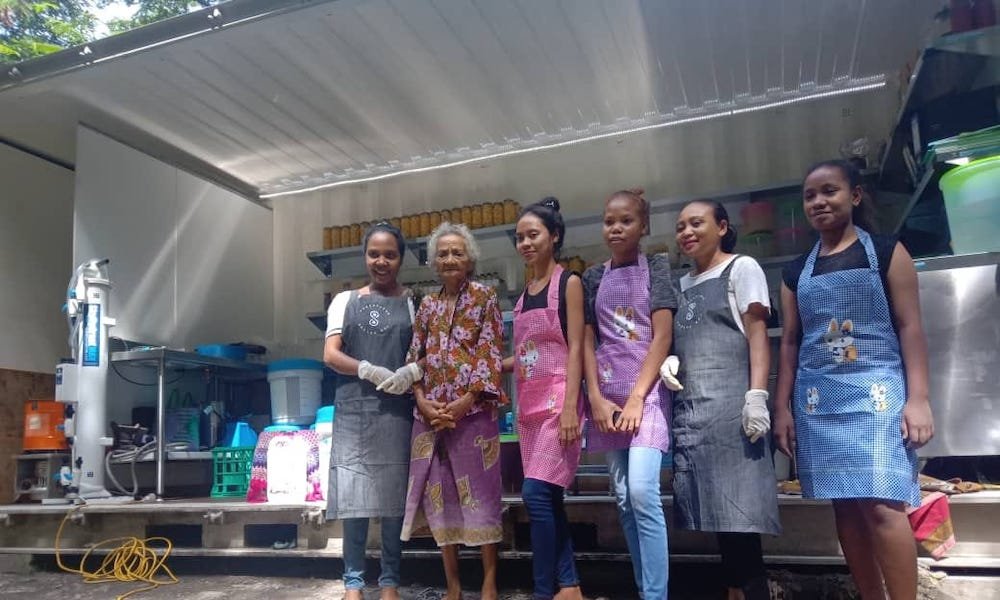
[418,392,477,431]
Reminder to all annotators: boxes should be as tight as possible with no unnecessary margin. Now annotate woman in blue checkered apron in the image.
[774,160,934,600]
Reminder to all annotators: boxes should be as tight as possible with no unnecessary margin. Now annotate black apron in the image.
[327,291,415,520]
[671,258,781,534]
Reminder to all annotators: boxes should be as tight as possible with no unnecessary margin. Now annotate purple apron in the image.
[587,254,671,452]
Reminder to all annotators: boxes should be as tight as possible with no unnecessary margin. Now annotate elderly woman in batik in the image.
[400,222,505,600]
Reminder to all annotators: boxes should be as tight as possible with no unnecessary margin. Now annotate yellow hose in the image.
[55,505,179,600]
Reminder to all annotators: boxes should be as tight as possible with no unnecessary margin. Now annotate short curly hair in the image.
[427,221,480,275]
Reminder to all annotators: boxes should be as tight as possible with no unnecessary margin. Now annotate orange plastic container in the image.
[23,399,67,451]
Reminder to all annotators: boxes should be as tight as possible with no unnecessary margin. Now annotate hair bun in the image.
[627,187,645,200]
[540,196,561,212]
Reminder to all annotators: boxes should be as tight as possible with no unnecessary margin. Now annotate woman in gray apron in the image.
[672,200,780,600]
[323,222,420,600]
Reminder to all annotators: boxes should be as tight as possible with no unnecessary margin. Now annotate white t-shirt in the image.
[324,290,415,338]
[678,256,770,336]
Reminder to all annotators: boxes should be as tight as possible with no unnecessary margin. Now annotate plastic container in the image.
[267,359,324,426]
[196,344,248,361]
[740,201,775,234]
[939,155,1000,254]
[23,399,67,451]
[264,424,301,433]
[735,231,776,258]
[211,446,254,498]
[775,227,815,256]
[228,421,258,447]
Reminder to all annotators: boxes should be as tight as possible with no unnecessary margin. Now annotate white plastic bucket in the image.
[267,359,323,426]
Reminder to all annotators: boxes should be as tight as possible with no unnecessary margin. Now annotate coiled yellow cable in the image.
[55,505,179,600]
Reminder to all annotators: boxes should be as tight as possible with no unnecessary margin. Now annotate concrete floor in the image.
[1,554,997,600]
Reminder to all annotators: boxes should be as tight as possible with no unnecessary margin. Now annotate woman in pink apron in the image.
[582,188,677,600]
[505,197,586,600]
[774,160,934,600]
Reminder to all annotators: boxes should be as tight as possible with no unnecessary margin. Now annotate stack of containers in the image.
[737,200,776,258]
[773,195,814,256]
[314,405,335,506]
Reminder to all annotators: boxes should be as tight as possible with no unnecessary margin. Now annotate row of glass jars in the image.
[322,199,521,250]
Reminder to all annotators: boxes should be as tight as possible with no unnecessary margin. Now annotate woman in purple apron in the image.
[774,160,934,600]
[506,198,586,600]
[583,188,677,600]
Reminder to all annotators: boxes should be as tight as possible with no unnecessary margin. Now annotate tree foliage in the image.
[0,0,219,63]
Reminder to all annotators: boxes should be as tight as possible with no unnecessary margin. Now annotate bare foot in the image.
[480,585,498,600]
[344,589,364,600]
[555,585,584,600]
[380,587,401,600]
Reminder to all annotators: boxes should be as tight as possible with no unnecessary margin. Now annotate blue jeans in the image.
[342,516,404,590]
[607,447,669,599]
[521,478,580,599]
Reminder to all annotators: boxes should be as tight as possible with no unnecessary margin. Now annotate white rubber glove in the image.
[357,360,393,387]
[659,355,683,391]
[377,363,423,395]
[743,389,771,443]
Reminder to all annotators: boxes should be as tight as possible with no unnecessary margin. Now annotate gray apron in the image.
[671,258,781,534]
[327,291,415,520]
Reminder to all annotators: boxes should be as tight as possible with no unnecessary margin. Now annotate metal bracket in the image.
[301,507,325,528]
[68,511,86,526]
[202,510,225,525]
[0,513,10,527]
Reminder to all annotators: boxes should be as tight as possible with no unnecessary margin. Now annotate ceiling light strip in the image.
[260,78,886,199]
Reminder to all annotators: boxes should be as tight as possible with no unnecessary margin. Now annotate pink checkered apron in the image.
[587,254,671,452]
[513,265,584,488]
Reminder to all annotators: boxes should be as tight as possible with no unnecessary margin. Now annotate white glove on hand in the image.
[659,355,683,391]
[377,363,423,395]
[357,360,394,386]
[742,389,771,443]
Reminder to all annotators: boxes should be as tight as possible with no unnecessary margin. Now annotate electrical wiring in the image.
[105,441,191,497]
[55,504,179,600]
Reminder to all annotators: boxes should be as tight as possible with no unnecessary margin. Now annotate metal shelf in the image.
[111,348,267,379]
[306,311,327,332]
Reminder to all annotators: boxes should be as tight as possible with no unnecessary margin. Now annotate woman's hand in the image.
[558,406,581,445]
[444,392,477,423]
[902,398,934,449]
[615,395,644,435]
[417,395,449,430]
[589,394,619,434]
[772,407,796,458]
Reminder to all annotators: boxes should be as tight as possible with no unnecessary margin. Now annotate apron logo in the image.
[358,302,391,335]
[600,362,613,383]
[870,383,888,412]
[613,306,638,340]
[824,318,858,364]
[806,387,820,413]
[517,340,538,379]
[677,293,704,329]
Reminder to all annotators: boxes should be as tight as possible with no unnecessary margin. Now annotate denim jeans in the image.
[342,516,404,590]
[521,478,580,599]
[607,446,669,599]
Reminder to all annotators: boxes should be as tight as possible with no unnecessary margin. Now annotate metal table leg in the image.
[156,353,166,498]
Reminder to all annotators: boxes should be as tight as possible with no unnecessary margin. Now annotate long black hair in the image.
[363,220,406,255]
[804,159,877,232]
[518,196,566,257]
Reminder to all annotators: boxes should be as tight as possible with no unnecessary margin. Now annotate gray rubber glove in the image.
[659,355,683,391]
[377,363,423,395]
[357,360,393,386]
[743,389,771,443]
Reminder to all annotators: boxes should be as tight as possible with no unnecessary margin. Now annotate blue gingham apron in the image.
[794,227,920,506]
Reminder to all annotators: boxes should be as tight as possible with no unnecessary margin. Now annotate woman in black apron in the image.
[671,200,780,600]
[323,222,420,600]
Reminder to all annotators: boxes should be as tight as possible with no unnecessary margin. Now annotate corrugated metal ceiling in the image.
[0,0,941,198]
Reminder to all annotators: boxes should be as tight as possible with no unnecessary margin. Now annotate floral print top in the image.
[407,280,506,422]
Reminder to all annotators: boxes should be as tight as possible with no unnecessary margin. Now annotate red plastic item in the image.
[952,0,975,32]
[973,0,997,28]
[23,399,68,451]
